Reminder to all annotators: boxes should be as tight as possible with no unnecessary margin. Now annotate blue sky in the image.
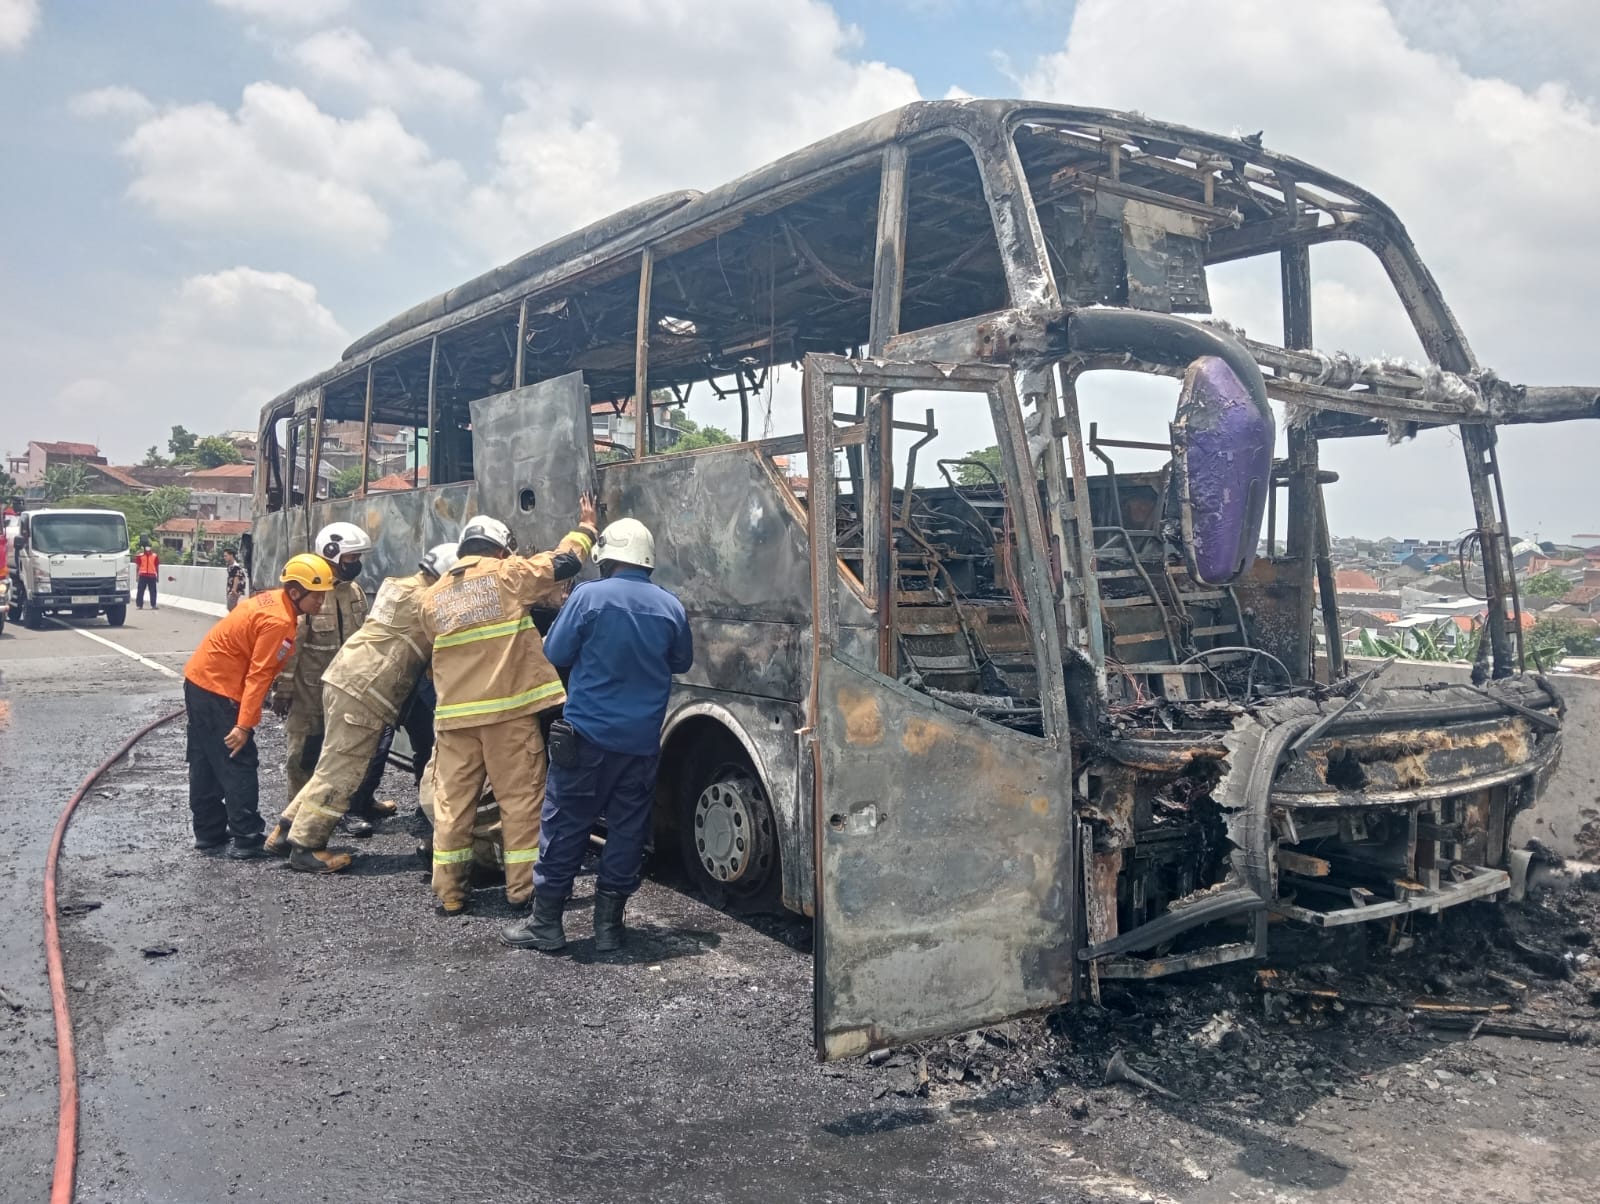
[2,0,1598,539]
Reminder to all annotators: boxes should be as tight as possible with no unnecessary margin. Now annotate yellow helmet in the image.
[280,553,336,592]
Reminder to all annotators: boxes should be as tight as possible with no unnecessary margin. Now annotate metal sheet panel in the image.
[469,372,598,555]
[812,656,1075,1059]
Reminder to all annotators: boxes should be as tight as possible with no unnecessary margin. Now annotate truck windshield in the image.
[31,514,128,555]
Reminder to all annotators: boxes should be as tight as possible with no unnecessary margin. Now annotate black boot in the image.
[593,890,628,953]
[339,812,375,837]
[499,893,566,952]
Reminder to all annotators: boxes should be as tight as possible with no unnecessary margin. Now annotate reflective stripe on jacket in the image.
[276,578,369,708]
[421,527,595,731]
[322,572,433,721]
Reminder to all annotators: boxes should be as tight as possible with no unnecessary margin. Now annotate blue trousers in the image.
[534,735,658,900]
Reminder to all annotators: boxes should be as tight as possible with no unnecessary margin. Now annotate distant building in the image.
[183,464,255,495]
[84,464,153,495]
[7,440,107,488]
[153,517,252,559]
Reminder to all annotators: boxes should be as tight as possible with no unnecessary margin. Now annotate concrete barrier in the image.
[154,565,230,618]
[1337,656,1600,862]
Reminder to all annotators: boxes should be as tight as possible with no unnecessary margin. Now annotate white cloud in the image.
[454,0,920,258]
[44,269,351,460]
[69,86,156,121]
[1020,0,1600,538]
[290,27,482,110]
[115,82,464,250]
[1387,0,1600,99]
[211,0,349,25]
[0,0,38,52]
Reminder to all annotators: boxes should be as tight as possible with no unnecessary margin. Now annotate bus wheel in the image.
[678,748,779,910]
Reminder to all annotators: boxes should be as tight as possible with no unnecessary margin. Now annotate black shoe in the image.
[435,897,474,918]
[194,836,228,851]
[593,890,628,953]
[339,812,375,837]
[228,842,266,861]
[500,894,567,952]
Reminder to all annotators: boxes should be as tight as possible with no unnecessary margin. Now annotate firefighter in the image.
[502,519,692,953]
[264,542,459,872]
[419,501,598,916]
[271,522,372,810]
[183,554,335,859]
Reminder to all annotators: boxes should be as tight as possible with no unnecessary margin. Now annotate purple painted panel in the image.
[1172,355,1274,585]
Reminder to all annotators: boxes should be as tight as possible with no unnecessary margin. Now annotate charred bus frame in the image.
[250,101,1586,1055]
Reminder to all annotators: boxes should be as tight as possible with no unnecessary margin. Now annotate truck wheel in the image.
[23,602,44,630]
[677,739,781,911]
[105,605,127,628]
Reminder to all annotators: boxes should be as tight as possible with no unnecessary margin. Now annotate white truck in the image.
[7,508,133,629]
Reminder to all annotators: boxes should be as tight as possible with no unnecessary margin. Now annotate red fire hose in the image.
[44,708,184,1204]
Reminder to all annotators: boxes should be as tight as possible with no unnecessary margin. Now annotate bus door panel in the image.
[469,371,599,557]
[802,353,1076,1060]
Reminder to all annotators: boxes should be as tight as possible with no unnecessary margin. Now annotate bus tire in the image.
[676,738,780,912]
[105,605,127,628]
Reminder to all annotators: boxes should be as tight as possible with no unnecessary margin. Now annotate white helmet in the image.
[595,518,655,570]
[460,514,515,553]
[315,521,373,561]
[419,542,459,579]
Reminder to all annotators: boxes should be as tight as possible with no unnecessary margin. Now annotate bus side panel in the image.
[251,483,478,588]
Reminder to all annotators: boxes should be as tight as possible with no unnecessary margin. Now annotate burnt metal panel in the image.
[470,372,598,555]
[803,352,1075,1058]
[811,656,1075,1059]
[248,484,477,593]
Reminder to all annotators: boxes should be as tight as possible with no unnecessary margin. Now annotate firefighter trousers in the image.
[430,714,546,908]
[284,702,326,800]
[281,687,387,849]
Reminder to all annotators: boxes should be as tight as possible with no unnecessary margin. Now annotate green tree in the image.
[0,467,17,502]
[954,445,1004,486]
[142,445,169,467]
[1430,562,1464,581]
[330,465,364,498]
[167,425,198,461]
[42,463,89,501]
[1523,569,1571,598]
[665,412,735,452]
[144,486,191,529]
[194,435,243,468]
[1529,616,1599,666]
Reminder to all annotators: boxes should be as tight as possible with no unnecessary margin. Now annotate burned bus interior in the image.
[253,102,1577,1009]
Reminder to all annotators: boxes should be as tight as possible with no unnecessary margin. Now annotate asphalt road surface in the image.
[2,607,1599,1204]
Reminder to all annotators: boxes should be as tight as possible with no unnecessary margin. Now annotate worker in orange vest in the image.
[135,537,160,610]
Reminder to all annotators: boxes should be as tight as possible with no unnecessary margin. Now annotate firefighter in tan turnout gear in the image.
[265,542,460,872]
[419,501,597,916]
[271,522,372,809]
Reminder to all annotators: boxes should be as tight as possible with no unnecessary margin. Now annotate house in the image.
[188,489,252,522]
[1556,584,1600,617]
[7,440,107,488]
[1334,569,1380,593]
[183,464,255,495]
[125,465,191,489]
[153,517,252,559]
[367,467,429,493]
[84,464,153,495]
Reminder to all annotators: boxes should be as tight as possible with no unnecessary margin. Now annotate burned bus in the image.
[249,100,1586,1057]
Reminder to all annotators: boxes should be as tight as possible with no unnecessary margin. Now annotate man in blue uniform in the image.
[501,518,692,953]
